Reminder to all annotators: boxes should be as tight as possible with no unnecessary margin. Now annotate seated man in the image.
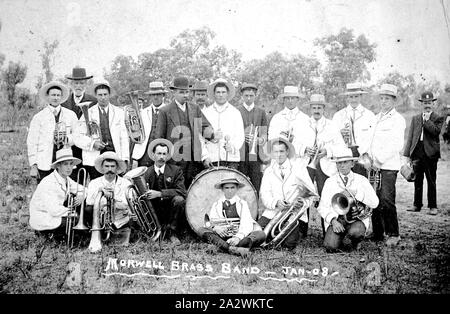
[317,148,379,252]
[259,137,318,250]
[85,152,132,247]
[199,177,266,257]
[29,148,85,241]
[143,138,187,245]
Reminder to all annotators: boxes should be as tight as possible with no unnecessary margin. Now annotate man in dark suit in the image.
[155,76,215,189]
[404,91,444,215]
[236,83,268,193]
[62,67,97,179]
[143,139,187,245]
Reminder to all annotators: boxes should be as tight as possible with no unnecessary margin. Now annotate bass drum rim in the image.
[185,166,259,236]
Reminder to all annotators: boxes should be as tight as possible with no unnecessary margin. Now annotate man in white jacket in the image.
[367,84,406,246]
[27,81,78,182]
[203,78,245,169]
[74,79,129,179]
[259,137,318,250]
[318,148,379,252]
[332,83,376,176]
[29,148,85,239]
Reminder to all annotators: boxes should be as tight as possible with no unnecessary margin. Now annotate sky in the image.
[0,0,449,91]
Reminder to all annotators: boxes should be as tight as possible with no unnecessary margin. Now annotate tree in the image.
[36,40,59,91]
[377,72,417,111]
[2,61,28,107]
[315,28,377,107]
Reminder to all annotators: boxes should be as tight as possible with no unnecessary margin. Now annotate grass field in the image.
[0,121,449,294]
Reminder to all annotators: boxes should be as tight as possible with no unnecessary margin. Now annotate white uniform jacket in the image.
[209,195,261,240]
[27,106,78,171]
[74,103,129,166]
[317,171,379,231]
[297,116,347,177]
[86,175,132,229]
[203,102,245,162]
[132,105,156,160]
[369,108,406,171]
[29,170,85,231]
[260,158,317,223]
[268,107,309,154]
[332,104,376,155]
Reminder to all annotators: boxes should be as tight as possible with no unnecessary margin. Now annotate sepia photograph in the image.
[0,0,449,300]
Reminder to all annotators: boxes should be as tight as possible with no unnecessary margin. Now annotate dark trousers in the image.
[412,156,438,209]
[307,162,329,236]
[151,196,185,235]
[173,160,203,190]
[323,216,366,252]
[37,169,53,183]
[199,227,266,252]
[238,161,263,192]
[257,216,307,250]
[372,170,399,239]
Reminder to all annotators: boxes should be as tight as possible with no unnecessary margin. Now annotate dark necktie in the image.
[343,176,348,186]
[157,171,164,190]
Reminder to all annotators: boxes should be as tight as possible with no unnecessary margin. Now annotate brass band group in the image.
[27,67,445,256]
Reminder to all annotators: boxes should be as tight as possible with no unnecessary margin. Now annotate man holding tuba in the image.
[27,81,79,183]
[317,148,379,253]
[73,79,129,180]
[367,84,406,246]
[299,94,347,236]
[259,137,317,250]
[332,83,376,177]
[29,148,86,240]
[85,152,133,247]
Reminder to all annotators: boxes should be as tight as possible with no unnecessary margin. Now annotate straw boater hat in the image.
[207,78,236,101]
[92,78,112,94]
[39,81,70,104]
[418,91,437,102]
[94,152,127,174]
[191,80,208,92]
[214,177,245,189]
[308,94,328,106]
[340,82,369,96]
[240,83,258,93]
[50,148,81,169]
[169,77,190,90]
[65,67,93,80]
[147,138,175,161]
[144,81,168,95]
[280,85,302,98]
[330,147,359,162]
[377,83,398,98]
[267,136,296,159]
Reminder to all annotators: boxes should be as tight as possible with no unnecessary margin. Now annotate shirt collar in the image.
[277,158,291,169]
[212,102,230,113]
[347,104,363,113]
[99,103,110,114]
[48,105,61,115]
[101,175,118,186]
[154,164,166,175]
[283,106,299,116]
[219,195,240,205]
[175,100,186,111]
[338,171,354,184]
[243,103,254,112]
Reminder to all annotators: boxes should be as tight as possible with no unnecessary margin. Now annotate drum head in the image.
[124,166,148,179]
[186,167,258,236]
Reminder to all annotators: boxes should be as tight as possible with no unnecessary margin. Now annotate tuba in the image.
[88,187,115,253]
[204,214,240,237]
[124,166,162,241]
[261,182,318,249]
[331,189,373,224]
[77,101,103,143]
[54,121,68,149]
[124,90,146,144]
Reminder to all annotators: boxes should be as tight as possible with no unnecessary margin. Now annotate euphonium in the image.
[77,101,102,143]
[88,188,115,253]
[331,189,372,224]
[54,121,68,149]
[124,166,162,241]
[124,90,145,144]
[249,124,259,156]
[204,214,240,237]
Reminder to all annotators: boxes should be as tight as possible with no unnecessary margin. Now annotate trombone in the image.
[65,168,88,249]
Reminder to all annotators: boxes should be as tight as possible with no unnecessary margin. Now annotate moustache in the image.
[106,171,115,175]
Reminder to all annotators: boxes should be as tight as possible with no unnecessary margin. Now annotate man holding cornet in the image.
[27,81,78,183]
[366,84,406,246]
[317,148,379,253]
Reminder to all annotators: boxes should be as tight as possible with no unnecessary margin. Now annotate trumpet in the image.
[307,144,322,170]
[124,90,146,144]
[77,101,103,143]
[88,187,115,253]
[54,121,68,149]
[204,214,240,237]
[249,124,259,156]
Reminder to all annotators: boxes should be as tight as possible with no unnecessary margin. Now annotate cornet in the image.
[280,127,294,143]
[54,121,68,149]
[124,90,146,144]
[341,118,358,151]
[358,153,381,191]
[248,124,259,156]
[77,101,103,143]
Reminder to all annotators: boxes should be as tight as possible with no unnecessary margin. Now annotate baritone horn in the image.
[124,90,145,144]
[88,187,115,253]
[331,189,373,224]
[204,214,240,237]
[124,166,162,241]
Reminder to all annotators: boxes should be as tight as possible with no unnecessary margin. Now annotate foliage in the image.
[35,40,59,91]
[1,61,28,108]
[376,71,417,111]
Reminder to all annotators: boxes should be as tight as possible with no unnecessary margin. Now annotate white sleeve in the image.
[235,201,254,240]
[317,178,338,225]
[27,115,40,166]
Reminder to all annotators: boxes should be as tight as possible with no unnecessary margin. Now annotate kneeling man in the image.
[318,148,379,252]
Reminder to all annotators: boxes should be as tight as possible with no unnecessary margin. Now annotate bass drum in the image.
[186,166,259,236]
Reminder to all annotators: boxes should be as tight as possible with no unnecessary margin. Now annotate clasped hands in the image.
[143,189,162,200]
